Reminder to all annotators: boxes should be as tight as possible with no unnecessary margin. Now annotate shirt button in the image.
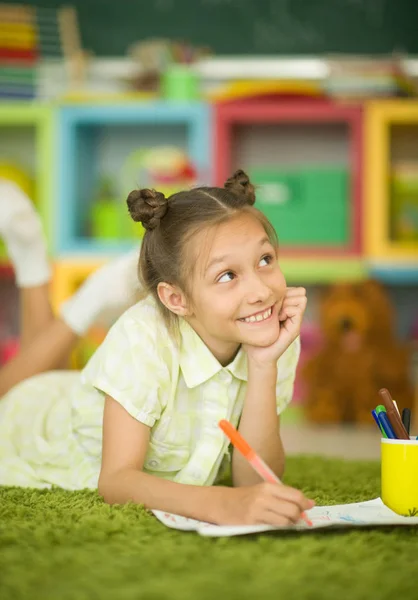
[148,459,159,468]
[192,470,201,480]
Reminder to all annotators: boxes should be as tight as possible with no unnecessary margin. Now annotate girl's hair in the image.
[126,169,278,334]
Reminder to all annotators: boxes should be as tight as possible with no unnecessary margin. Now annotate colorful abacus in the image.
[0,3,78,99]
[0,4,39,98]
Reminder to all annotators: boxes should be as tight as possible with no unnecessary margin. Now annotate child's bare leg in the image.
[0,179,75,392]
[0,178,140,396]
[20,283,54,350]
[19,282,73,370]
[0,318,78,396]
[0,179,53,348]
[0,250,140,397]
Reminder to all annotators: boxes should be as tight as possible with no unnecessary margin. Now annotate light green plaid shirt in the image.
[78,295,301,487]
[0,295,300,490]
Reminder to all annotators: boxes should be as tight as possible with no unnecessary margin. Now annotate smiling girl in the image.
[0,170,313,525]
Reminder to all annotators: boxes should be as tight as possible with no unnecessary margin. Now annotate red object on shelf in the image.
[0,48,38,62]
[0,264,14,278]
[214,99,363,257]
[0,337,19,365]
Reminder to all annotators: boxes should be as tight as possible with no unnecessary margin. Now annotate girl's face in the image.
[185,212,286,365]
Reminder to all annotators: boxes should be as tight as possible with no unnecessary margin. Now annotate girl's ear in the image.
[157,282,191,317]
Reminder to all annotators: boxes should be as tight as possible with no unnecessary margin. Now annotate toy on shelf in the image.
[390,162,418,243]
[126,38,210,99]
[0,4,38,99]
[90,147,198,243]
[90,176,123,240]
[0,162,34,201]
[0,3,78,99]
[121,146,197,239]
[131,146,198,194]
[302,279,414,424]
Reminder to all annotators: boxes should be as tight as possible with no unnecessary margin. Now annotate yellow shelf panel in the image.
[51,259,106,312]
[280,258,367,283]
[365,100,418,260]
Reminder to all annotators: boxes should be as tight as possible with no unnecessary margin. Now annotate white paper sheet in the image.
[151,498,418,537]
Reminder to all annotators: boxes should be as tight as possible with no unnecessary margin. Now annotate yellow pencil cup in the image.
[381,438,418,517]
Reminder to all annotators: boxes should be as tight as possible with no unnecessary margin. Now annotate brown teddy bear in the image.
[302,279,414,424]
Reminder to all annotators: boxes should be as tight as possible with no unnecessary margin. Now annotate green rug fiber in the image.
[1,456,418,600]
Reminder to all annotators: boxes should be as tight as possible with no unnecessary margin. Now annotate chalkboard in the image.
[15,0,418,57]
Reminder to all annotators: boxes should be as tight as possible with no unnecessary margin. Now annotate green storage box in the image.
[161,65,200,101]
[251,166,349,246]
[89,176,145,241]
[90,200,145,241]
[91,200,123,240]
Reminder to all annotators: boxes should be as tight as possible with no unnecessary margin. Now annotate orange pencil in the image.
[219,419,313,527]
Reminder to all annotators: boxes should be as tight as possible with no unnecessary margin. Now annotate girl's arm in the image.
[232,363,285,487]
[98,395,222,521]
[98,395,313,525]
[233,287,307,487]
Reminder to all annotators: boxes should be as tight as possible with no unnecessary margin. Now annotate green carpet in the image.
[1,456,418,600]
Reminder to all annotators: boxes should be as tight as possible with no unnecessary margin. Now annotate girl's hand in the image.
[244,287,307,367]
[212,481,315,526]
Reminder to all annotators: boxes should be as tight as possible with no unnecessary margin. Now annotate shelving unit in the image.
[51,258,106,311]
[280,258,367,284]
[365,100,418,283]
[0,103,54,362]
[0,97,416,372]
[214,99,365,280]
[50,258,111,370]
[0,102,54,260]
[55,102,211,255]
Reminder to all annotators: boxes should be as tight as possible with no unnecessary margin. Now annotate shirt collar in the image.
[179,318,248,388]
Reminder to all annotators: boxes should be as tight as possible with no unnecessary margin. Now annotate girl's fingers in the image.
[285,287,307,298]
[280,301,306,314]
[261,495,312,526]
[268,483,312,511]
[278,304,305,320]
[279,308,299,321]
[282,294,308,305]
[260,509,295,527]
[279,295,307,318]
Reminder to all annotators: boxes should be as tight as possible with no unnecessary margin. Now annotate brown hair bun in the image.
[126,188,168,231]
[224,169,256,206]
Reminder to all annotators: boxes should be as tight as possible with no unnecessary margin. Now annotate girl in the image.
[0,171,314,526]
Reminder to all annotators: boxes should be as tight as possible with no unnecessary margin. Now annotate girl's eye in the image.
[260,254,274,266]
[218,271,235,283]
